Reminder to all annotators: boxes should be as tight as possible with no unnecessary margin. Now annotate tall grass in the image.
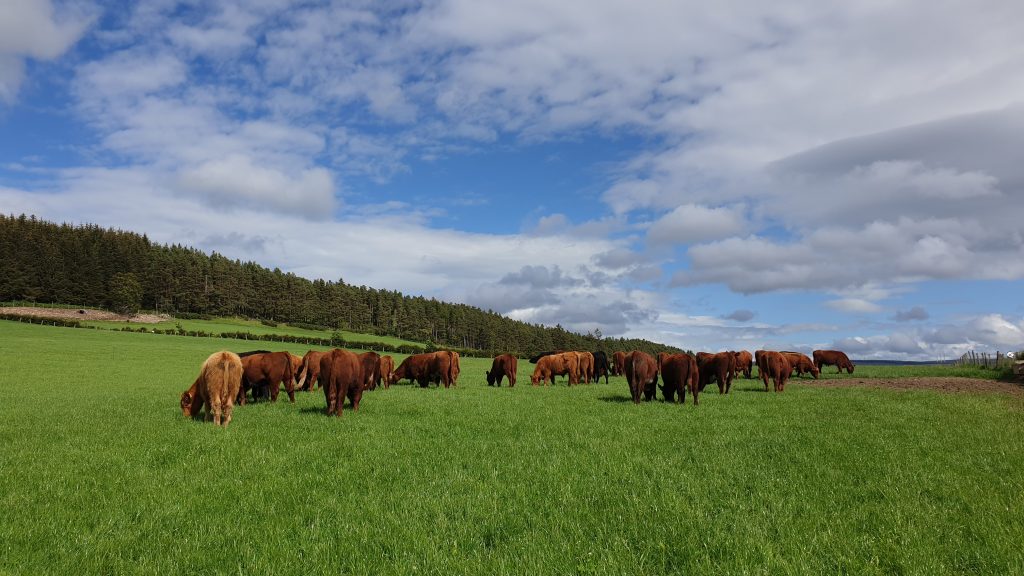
[1,320,1023,574]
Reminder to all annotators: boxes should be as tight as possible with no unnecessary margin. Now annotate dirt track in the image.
[806,376,1023,396]
[0,307,168,324]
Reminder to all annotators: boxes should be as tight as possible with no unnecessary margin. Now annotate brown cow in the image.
[781,351,820,379]
[733,350,753,379]
[813,350,855,374]
[560,352,581,386]
[180,351,243,427]
[625,350,659,403]
[487,354,518,387]
[429,351,457,388]
[658,353,699,405]
[390,353,440,388]
[238,351,296,404]
[358,351,381,390]
[319,349,364,416]
[761,351,792,392]
[697,351,736,394]
[451,351,461,386]
[578,351,594,384]
[612,351,627,377]
[296,350,328,391]
[754,350,767,379]
[376,355,395,389]
[531,354,567,386]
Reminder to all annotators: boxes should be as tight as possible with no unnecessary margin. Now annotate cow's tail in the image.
[296,361,308,390]
[448,351,457,386]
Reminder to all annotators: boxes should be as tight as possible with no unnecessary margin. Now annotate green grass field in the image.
[2,320,1023,574]
[77,316,424,347]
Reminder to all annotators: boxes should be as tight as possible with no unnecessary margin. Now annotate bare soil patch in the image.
[808,376,1024,396]
[0,307,169,324]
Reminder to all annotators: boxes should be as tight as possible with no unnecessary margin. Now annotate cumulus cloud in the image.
[647,204,746,246]
[177,155,336,218]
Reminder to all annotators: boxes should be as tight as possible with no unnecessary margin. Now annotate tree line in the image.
[0,214,681,358]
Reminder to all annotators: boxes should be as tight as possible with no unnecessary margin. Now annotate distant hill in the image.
[0,214,681,358]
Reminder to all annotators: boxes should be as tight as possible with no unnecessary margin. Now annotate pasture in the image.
[1,320,1023,574]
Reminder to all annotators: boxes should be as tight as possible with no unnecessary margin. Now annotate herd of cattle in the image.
[179,347,855,427]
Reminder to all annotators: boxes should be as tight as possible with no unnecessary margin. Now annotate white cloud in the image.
[826,299,883,314]
[647,203,746,246]
[0,0,94,102]
[177,154,336,219]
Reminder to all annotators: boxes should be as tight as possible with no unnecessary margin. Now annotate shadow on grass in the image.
[598,395,635,403]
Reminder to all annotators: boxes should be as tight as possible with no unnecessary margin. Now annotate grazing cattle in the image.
[754,350,767,378]
[781,352,820,379]
[180,351,243,427]
[625,351,659,403]
[578,351,595,384]
[390,353,441,388]
[238,351,297,404]
[813,350,855,374]
[733,350,754,379]
[451,351,461,386]
[658,353,700,405]
[612,351,627,376]
[319,349,364,416]
[761,351,792,392]
[531,354,567,386]
[487,354,518,387]
[376,355,395,389]
[296,350,328,391]
[560,352,581,386]
[429,351,458,388]
[529,350,564,364]
[358,351,381,390]
[592,351,610,384]
[697,352,736,394]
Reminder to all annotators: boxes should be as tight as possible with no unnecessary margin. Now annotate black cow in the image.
[592,351,610,384]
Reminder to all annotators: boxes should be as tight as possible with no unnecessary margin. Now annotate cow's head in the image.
[180,390,195,417]
[485,370,495,386]
[810,364,821,379]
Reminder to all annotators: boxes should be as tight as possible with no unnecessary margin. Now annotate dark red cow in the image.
[697,352,736,394]
[238,351,297,404]
[781,351,820,379]
[658,353,700,405]
[486,354,518,387]
[761,351,792,392]
[319,349,364,416]
[625,351,659,404]
[813,350,855,374]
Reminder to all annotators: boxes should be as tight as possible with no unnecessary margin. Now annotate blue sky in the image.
[2,0,1024,359]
